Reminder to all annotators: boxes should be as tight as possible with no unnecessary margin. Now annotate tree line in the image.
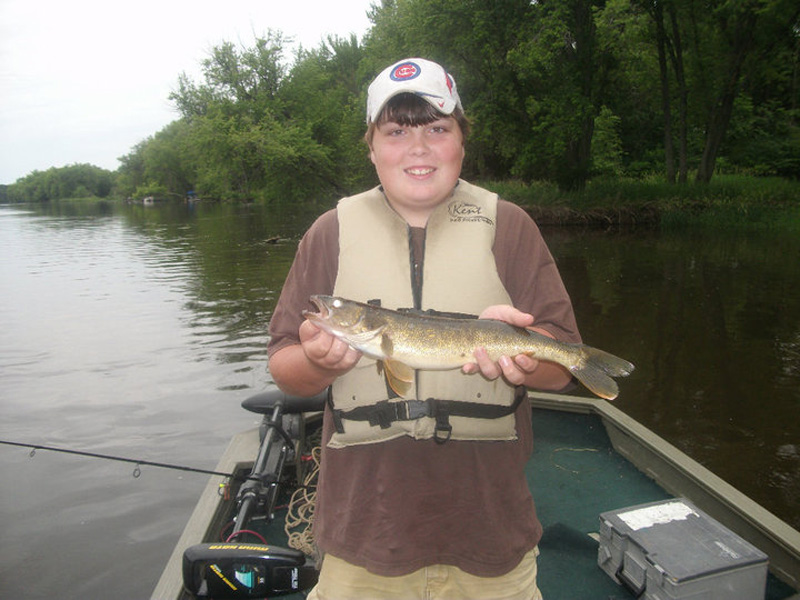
[2,164,114,203]
[4,0,799,204]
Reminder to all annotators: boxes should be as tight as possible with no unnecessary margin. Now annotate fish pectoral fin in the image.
[383,359,415,397]
[384,359,414,382]
[346,325,386,344]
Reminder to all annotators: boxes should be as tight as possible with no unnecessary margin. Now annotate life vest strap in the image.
[329,389,526,443]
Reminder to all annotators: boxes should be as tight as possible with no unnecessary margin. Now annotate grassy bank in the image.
[483,175,800,231]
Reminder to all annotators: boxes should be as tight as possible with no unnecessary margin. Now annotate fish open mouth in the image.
[310,295,327,316]
[302,295,332,322]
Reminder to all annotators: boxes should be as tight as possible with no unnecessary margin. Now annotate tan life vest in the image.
[328,180,520,448]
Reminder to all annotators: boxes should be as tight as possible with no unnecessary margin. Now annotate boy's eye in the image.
[379,123,405,136]
[429,120,453,134]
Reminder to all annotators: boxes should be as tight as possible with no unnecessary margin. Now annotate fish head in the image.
[303,295,374,340]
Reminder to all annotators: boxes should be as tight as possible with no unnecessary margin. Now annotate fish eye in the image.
[332,298,342,308]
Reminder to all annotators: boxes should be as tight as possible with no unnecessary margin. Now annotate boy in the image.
[268,58,580,600]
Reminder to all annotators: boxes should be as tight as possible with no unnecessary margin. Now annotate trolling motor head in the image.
[182,543,317,599]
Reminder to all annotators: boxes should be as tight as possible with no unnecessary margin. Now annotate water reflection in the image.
[117,202,319,376]
[544,227,800,529]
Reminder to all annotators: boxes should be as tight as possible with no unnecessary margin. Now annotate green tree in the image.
[281,35,376,195]
[512,0,610,190]
[168,32,352,202]
[591,106,625,176]
[117,140,148,198]
[101,1,800,205]
[597,0,799,182]
[628,0,689,183]
[141,121,194,198]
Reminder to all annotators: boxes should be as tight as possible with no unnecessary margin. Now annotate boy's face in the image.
[369,116,464,227]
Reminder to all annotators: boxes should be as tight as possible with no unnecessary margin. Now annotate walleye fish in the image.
[303,295,634,400]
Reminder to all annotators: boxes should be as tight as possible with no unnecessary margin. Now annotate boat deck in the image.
[533,406,668,598]
[162,401,800,599]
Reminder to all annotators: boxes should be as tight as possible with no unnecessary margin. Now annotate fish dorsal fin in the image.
[383,359,415,397]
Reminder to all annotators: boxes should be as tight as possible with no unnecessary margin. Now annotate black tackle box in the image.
[598,498,768,599]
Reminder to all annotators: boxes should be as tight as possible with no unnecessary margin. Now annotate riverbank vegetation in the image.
[487,175,800,230]
[2,0,798,229]
[2,164,114,203]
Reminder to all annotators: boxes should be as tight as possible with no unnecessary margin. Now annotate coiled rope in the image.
[285,445,321,555]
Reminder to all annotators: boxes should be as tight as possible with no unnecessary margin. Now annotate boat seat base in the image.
[242,387,327,415]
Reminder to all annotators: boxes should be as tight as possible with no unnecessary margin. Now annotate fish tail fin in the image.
[571,346,635,400]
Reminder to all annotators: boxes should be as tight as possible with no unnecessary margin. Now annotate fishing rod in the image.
[0,439,241,480]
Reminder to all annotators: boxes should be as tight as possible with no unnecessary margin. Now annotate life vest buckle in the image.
[367,400,397,429]
[403,399,431,420]
[433,411,452,444]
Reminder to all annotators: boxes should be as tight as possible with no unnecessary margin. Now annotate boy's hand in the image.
[461,305,545,386]
[299,319,361,373]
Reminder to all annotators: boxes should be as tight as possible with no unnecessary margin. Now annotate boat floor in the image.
[210,407,798,600]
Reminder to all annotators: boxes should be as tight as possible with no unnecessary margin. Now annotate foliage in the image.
[480,174,800,231]
[724,97,800,177]
[590,106,625,177]
[116,120,195,200]
[116,31,377,203]
[4,164,114,203]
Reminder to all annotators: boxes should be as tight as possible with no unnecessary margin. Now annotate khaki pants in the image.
[307,547,542,600]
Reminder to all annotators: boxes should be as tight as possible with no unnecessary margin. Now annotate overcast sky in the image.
[0,0,375,185]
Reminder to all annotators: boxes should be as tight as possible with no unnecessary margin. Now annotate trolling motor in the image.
[182,387,327,599]
[182,543,316,598]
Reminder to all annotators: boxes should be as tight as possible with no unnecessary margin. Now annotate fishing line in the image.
[0,439,244,480]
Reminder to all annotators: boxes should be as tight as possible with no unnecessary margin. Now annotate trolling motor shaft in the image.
[231,403,292,536]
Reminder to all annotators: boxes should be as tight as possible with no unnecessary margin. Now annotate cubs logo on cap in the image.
[367,57,463,123]
[391,61,421,81]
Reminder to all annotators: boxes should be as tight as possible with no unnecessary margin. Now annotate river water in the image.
[0,201,798,599]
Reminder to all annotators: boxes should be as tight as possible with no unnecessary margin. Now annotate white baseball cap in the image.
[366,58,462,124]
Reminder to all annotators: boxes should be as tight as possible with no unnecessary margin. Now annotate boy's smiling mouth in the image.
[406,167,435,176]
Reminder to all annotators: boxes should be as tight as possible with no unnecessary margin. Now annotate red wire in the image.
[219,520,234,542]
[226,529,268,544]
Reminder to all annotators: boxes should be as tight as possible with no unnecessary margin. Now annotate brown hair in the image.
[365,93,470,146]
